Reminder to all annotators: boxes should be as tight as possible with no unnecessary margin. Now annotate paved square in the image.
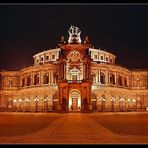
[0,112,148,144]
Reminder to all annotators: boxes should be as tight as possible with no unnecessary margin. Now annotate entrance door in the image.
[72,98,78,111]
[69,89,81,111]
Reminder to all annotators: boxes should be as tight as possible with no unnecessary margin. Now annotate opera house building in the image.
[0,26,148,112]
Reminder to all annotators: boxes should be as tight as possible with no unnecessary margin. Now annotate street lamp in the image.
[44,96,48,112]
[34,97,39,112]
[99,97,106,112]
[110,96,115,111]
[127,98,131,111]
[132,98,136,111]
[18,98,23,112]
[13,99,17,112]
[8,98,13,111]
[25,98,30,112]
[119,97,125,111]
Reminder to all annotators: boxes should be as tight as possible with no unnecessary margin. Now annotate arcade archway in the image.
[69,89,81,111]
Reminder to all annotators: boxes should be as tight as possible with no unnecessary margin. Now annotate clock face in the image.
[67,51,82,62]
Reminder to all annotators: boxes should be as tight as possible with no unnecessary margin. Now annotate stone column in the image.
[63,63,66,79]
[49,69,52,84]
[40,70,44,85]
[108,70,110,84]
[96,70,98,83]
[98,69,101,83]
[39,70,41,85]
[32,71,34,85]
[43,53,46,63]
[115,71,117,85]
[20,76,22,87]
[51,70,53,84]
[83,64,86,79]
[48,69,50,84]
[39,55,41,64]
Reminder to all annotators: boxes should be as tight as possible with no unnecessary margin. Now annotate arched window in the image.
[34,74,39,85]
[70,67,80,81]
[27,76,31,86]
[22,78,25,87]
[8,80,13,87]
[43,73,49,84]
[100,72,105,84]
[54,73,58,84]
[110,74,115,85]
[124,77,128,87]
[136,78,140,87]
[118,75,122,86]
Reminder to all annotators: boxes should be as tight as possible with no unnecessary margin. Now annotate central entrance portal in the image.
[72,98,78,111]
[69,89,81,112]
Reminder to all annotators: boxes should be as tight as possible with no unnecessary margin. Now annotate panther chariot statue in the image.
[68,25,81,44]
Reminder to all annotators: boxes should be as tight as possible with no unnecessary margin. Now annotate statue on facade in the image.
[68,25,81,44]
[59,35,66,44]
[84,36,90,44]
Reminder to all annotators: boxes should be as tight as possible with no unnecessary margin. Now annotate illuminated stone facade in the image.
[0,26,148,112]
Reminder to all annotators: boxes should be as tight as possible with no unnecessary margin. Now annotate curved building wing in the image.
[0,26,148,112]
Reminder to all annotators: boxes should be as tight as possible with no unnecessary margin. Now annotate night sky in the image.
[0,4,148,70]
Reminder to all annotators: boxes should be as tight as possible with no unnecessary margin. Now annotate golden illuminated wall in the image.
[131,70,148,108]
[0,63,58,111]
[0,71,18,110]
[0,48,148,112]
[90,48,116,64]
[33,48,61,65]
[1,24,147,112]
[90,64,148,111]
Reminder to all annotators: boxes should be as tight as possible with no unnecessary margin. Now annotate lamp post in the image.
[8,98,13,112]
[132,98,136,112]
[99,97,106,112]
[25,98,30,112]
[110,96,115,112]
[34,97,39,112]
[44,96,48,112]
[127,98,131,111]
[18,98,22,112]
[119,97,124,111]
[13,99,17,112]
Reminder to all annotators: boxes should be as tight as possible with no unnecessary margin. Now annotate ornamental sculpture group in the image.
[68,25,82,44]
